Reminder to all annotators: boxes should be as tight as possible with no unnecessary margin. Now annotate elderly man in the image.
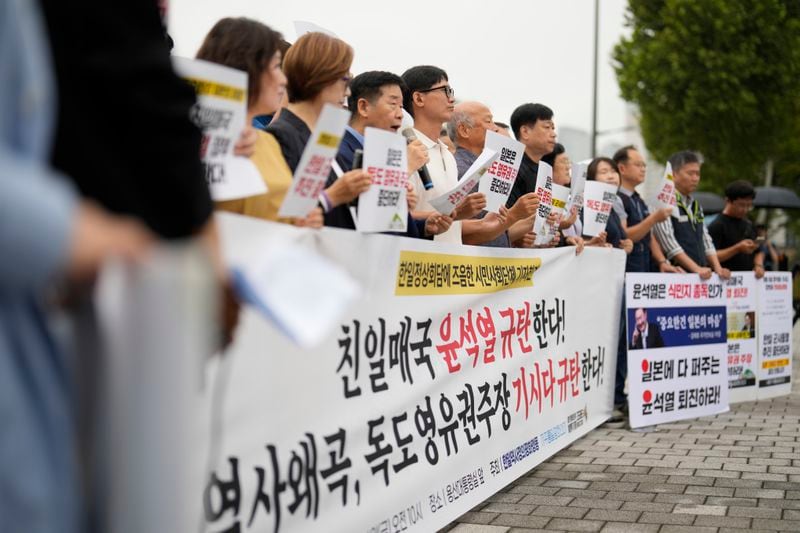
[653,151,731,280]
[447,101,539,247]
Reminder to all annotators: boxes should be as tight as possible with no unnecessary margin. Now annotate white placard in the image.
[566,161,587,218]
[479,132,525,212]
[293,20,338,37]
[278,104,350,218]
[582,181,618,237]
[535,183,570,246]
[756,272,793,399]
[625,273,729,428]
[357,127,410,233]
[172,57,263,201]
[724,272,759,403]
[429,148,499,216]
[532,161,554,236]
[652,161,677,211]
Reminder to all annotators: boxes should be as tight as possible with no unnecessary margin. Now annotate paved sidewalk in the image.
[444,323,800,533]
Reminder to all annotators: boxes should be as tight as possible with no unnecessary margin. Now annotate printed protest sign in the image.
[756,272,793,399]
[358,127,410,233]
[535,183,570,245]
[479,132,524,212]
[278,104,350,218]
[173,57,265,201]
[566,161,587,220]
[582,181,617,237]
[724,272,758,403]
[652,162,677,211]
[625,273,729,428]
[197,214,627,533]
[429,148,499,216]
[532,161,554,237]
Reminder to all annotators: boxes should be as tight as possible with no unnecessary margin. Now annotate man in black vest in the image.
[653,151,731,281]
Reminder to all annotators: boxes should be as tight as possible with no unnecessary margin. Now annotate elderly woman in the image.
[195,17,321,226]
[266,32,372,211]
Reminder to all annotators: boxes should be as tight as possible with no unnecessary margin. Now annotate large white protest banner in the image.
[279,105,350,218]
[724,272,758,403]
[479,132,525,213]
[199,214,627,533]
[173,57,265,201]
[429,148,499,216]
[756,272,793,399]
[357,127,410,232]
[582,181,617,237]
[625,273,729,429]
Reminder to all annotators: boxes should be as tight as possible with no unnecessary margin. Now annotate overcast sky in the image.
[169,0,635,153]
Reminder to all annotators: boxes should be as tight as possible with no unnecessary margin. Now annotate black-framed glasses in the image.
[417,85,455,99]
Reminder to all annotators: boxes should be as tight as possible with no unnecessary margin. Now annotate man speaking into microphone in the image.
[401,65,486,245]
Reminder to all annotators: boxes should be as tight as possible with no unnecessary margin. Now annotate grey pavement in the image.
[443,322,800,533]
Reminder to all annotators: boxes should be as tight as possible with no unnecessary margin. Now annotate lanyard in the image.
[675,191,701,228]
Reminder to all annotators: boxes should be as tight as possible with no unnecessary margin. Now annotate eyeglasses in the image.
[417,85,455,99]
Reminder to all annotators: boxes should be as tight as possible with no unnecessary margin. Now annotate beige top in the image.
[216,130,295,224]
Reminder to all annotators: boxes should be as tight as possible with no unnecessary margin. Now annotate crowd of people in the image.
[2,2,796,531]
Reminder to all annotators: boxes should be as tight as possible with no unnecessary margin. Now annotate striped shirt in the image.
[653,195,716,260]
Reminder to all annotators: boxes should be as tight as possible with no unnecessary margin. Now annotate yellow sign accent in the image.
[727,331,751,340]
[762,358,789,369]
[317,133,341,148]
[552,198,567,209]
[395,251,541,296]
[184,77,245,102]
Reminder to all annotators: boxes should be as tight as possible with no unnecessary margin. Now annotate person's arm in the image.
[625,207,673,242]
[507,215,535,243]
[703,226,730,279]
[650,233,683,273]
[461,212,507,245]
[653,218,712,278]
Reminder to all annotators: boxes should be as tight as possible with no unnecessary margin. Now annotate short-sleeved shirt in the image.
[707,213,757,271]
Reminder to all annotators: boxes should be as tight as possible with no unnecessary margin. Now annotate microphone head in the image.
[401,128,417,142]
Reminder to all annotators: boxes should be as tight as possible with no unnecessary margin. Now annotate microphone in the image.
[401,128,434,191]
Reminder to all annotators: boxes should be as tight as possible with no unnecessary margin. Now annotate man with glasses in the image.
[708,180,764,278]
[401,65,486,245]
[653,150,731,280]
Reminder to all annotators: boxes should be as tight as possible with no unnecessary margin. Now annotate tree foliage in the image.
[613,0,800,192]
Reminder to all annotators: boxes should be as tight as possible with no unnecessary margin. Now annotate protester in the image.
[195,18,321,227]
[253,39,291,130]
[266,31,373,215]
[756,224,780,271]
[1,1,152,530]
[540,143,584,252]
[402,65,486,245]
[494,121,512,138]
[506,103,556,208]
[584,157,633,254]
[440,126,457,154]
[325,70,452,237]
[707,180,764,278]
[447,101,540,247]
[652,151,731,280]
[613,145,677,273]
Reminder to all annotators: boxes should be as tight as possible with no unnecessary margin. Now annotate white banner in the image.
[582,181,617,237]
[625,273,729,428]
[358,127,409,233]
[200,214,627,533]
[173,57,265,202]
[479,132,524,213]
[756,272,793,399]
[724,272,758,403]
[279,105,350,218]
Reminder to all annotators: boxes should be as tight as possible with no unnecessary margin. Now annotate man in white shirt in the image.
[401,65,489,245]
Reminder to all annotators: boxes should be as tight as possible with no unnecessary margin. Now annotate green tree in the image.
[613,0,800,192]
